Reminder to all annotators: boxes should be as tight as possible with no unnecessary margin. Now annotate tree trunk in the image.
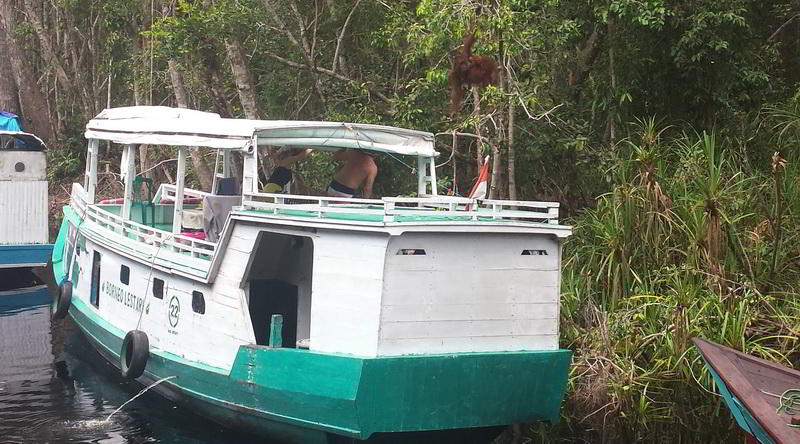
[606,18,617,144]
[20,0,74,93]
[0,10,53,140]
[167,60,214,191]
[488,145,502,199]
[201,51,234,118]
[63,9,93,117]
[0,28,20,114]
[225,39,263,119]
[488,31,505,200]
[568,27,603,100]
[507,99,517,201]
[134,34,153,180]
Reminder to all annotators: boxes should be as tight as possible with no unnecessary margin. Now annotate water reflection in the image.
[0,281,266,444]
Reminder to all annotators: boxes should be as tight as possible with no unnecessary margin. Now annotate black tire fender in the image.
[120,330,149,379]
[51,280,72,321]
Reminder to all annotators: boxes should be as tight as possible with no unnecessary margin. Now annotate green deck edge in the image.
[53,213,572,441]
[59,206,208,279]
[239,206,555,225]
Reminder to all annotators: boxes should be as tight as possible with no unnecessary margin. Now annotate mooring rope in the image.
[761,388,800,428]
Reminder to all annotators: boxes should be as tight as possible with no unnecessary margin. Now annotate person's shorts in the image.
[327,179,355,198]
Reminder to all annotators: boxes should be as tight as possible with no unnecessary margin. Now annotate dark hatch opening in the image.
[244,231,313,348]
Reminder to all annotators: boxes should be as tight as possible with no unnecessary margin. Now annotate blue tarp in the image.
[0,111,22,131]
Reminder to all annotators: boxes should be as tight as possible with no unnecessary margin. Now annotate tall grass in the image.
[548,115,800,443]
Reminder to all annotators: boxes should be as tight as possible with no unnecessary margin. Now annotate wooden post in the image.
[222,149,232,178]
[87,139,98,204]
[83,140,92,199]
[122,144,136,221]
[172,147,187,234]
[268,314,283,348]
[242,137,259,195]
[417,156,425,196]
[548,205,559,225]
[427,156,438,196]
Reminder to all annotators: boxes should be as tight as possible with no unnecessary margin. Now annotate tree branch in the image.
[768,14,800,41]
[333,0,361,74]
[263,50,393,106]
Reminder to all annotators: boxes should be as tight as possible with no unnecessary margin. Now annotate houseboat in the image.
[51,106,572,442]
[0,111,52,270]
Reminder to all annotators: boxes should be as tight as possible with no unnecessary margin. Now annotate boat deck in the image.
[68,182,571,282]
[238,192,570,232]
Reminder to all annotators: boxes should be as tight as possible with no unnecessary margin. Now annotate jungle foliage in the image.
[1,0,799,442]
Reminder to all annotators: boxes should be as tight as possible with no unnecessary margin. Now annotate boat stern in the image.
[230,345,571,439]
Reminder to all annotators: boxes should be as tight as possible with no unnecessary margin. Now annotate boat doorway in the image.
[244,231,313,348]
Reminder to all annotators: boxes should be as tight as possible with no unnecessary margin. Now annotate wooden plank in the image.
[479,198,559,209]
[382,302,559,322]
[87,139,98,203]
[379,318,558,340]
[172,148,186,234]
[377,335,559,355]
[382,270,558,305]
[122,144,135,220]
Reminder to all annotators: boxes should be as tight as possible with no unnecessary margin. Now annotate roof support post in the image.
[222,149,232,177]
[84,139,98,203]
[417,155,425,196]
[172,147,187,234]
[242,137,259,195]
[122,144,136,221]
[427,155,438,196]
[416,155,438,196]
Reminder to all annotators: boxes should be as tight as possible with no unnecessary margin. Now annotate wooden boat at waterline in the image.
[693,338,800,444]
[51,106,572,442]
[0,111,52,269]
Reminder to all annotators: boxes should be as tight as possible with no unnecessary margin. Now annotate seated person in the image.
[327,149,378,198]
[263,148,312,193]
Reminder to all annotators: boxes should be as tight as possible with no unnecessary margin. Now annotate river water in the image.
[0,272,265,444]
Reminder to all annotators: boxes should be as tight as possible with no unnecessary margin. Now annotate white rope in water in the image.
[105,375,176,422]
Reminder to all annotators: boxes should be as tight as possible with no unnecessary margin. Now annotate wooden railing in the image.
[154,183,210,203]
[241,192,559,224]
[71,183,217,259]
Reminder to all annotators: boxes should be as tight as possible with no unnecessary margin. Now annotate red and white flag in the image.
[468,155,490,200]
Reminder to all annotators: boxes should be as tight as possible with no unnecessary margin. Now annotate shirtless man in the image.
[327,149,378,198]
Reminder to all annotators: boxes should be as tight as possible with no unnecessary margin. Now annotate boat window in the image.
[120,264,130,285]
[521,249,548,256]
[76,234,86,256]
[90,251,101,307]
[397,249,426,255]
[152,278,164,299]
[192,290,205,314]
[65,223,76,268]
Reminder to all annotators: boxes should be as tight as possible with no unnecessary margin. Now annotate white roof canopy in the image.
[0,130,47,151]
[85,106,437,157]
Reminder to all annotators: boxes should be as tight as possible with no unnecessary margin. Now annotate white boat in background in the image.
[0,111,52,269]
[52,106,572,443]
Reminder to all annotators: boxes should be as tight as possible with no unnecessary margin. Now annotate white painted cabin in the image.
[0,131,48,246]
[64,106,570,372]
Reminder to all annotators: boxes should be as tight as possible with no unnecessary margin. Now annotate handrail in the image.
[241,191,560,224]
[155,183,210,203]
[71,183,216,260]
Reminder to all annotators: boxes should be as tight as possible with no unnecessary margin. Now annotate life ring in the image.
[51,280,72,321]
[120,330,149,379]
